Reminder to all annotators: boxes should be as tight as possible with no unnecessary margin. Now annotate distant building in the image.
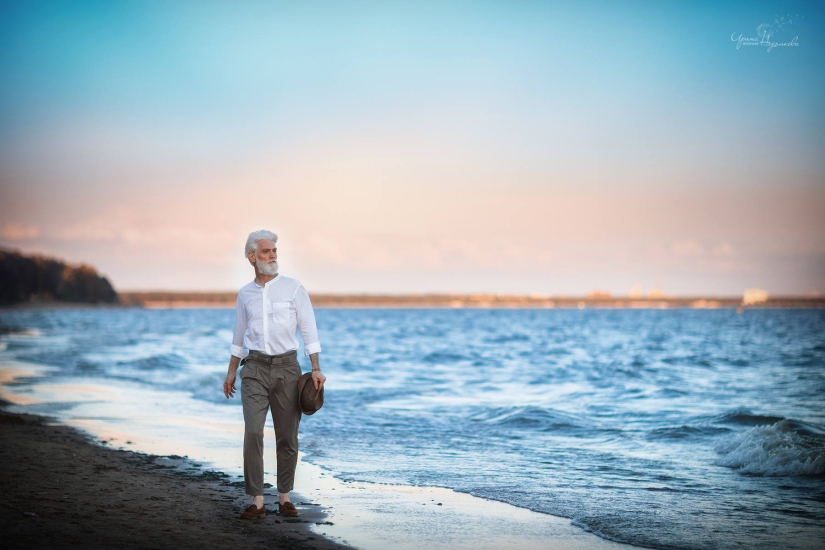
[742,288,768,305]
[692,299,721,309]
[628,284,642,298]
[586,290,611,299]
[648,287,665,299]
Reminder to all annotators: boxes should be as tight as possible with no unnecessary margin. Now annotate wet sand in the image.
[0,404,352,550]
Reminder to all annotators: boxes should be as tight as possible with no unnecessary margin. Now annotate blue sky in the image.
[1,1,823,295]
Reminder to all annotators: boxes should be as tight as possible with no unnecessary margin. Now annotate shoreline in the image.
[0,360,637,550]
[0,402,353,550]
[0,406,637,550]
[0,408,640,550]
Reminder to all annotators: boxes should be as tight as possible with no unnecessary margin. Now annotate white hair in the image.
[244,230,278,257]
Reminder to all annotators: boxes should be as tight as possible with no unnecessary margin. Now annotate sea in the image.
[1,307,823,550]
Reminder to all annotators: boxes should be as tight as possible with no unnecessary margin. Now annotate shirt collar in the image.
[253,274,281,288]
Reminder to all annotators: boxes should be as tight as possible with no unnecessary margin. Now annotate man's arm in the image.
[224,355,241,398]
[294,285,321,357]
[229,292,249,360]
[295,285,325,390]
[225,292,248,398]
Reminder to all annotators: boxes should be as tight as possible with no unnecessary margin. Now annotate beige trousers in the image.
[240,349,302,495]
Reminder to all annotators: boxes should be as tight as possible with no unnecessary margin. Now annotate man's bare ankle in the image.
[279,492,290,505]
[253,495,264,508]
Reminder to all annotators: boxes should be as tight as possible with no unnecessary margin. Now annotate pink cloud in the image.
[0,223,39,240]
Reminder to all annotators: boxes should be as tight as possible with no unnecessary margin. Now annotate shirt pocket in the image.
[270,301,294,325]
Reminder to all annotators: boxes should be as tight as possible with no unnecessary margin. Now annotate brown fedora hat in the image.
[297,372,324,415]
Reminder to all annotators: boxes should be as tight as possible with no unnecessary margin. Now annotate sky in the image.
[1,0,823,295]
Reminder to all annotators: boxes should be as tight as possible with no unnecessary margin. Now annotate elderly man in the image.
[223,229,326,519]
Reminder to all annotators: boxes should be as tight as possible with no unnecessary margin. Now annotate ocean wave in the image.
[714,419,825,476]
[713,409,787,426]
[468,405,585,431]
[422,351,468,363]
[543,346,572,356]
[0,326,42,337]
[647,425,731,440]
[786,351,825,368]
[117,353,190,371]
[484,333,530,344]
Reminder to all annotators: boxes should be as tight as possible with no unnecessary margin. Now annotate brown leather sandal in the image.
[278,501,298,517]
[240,504,266,519]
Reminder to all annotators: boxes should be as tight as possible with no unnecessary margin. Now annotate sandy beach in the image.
[0,403,351,550]
[0,357,633,550]
[0,397,632,550]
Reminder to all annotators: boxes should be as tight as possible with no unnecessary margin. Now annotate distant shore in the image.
[114,291,825,310]
[3,292,823,311]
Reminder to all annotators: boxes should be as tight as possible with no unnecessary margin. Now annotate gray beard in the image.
[257,260,279,276]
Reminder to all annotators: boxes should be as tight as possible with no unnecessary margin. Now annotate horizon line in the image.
[116,290,819,299]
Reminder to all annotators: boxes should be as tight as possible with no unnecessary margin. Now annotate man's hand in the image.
[224,355,241,398]
[224,373,236,398]
[312,369,326,391]
[309,352,325,390]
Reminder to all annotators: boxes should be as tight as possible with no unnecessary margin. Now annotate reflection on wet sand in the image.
[0,361,56,405]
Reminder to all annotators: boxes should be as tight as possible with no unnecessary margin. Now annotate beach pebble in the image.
[437,503,442,506]
[23,511,38,518]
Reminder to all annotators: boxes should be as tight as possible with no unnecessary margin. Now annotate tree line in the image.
[0,250,118,305]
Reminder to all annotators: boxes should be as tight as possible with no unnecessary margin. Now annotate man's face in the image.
[251,239,278,276]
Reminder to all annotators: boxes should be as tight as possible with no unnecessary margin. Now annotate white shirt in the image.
[230,274,322,359]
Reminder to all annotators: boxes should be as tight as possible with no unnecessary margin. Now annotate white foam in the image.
[714,420,825,476]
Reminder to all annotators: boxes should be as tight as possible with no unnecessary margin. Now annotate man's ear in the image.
[247,252,256,265]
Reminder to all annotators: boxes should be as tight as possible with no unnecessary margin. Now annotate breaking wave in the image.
[714,419,825,476]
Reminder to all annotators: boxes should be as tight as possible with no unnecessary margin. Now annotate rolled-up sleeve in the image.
[294,285,321,356]
[230,293,249,359]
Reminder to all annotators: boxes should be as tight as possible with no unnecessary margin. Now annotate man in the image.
[223,229,326,519]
